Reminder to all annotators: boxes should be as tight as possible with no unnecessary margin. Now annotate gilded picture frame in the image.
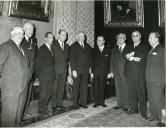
[158,0,165,27]
[8,0,50,22]
[104,0,144,27]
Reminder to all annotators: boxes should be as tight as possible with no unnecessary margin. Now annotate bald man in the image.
[21,21,38,116]
[146,32,165,126]
[0,26,29,126]
[70,32,92,109]
[109,33,129,112]
[123,31,148,119]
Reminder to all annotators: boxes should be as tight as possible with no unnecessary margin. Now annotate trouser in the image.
[73,74,89,107]
[23,78,34,113]
[147,82,165,121]
[1,87,28,127]
[94,76,106,105]
[51,73,66,107]
[127,77,147,117]
[115,75,129,108]
[38,79,53,113]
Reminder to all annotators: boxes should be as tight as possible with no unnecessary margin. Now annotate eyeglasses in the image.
[132,35,140,37]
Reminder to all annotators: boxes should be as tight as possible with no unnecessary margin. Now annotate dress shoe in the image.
[101,104,107,107]
[127,110,139,115]
[56,105,64,109]
[24,112,32,117]
[52,107,57,112]
[93,104,99,108]
[157,122,165,127]
[142,115,149,120]
[113,106,122,110]
[38,111,49,116]
[72,105,80,110]
[46,111,53,115]
[123,108,128,112]
[147,116,156,121]
[80,105,88,109]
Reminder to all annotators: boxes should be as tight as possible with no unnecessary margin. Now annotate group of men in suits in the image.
[0,21,164,127]
[108,31,165,127]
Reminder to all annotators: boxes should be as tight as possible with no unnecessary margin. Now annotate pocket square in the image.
[105,55,108,56]
[152,52,158,55]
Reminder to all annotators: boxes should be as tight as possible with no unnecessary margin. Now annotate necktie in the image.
[99,47,103,53]
[134,44,138,48]
[18,44,24,56]
[28,38,32,50]
[119,45,122,52]
[61,42,64,50]
[28,38,31,42]
[81,43,84,48]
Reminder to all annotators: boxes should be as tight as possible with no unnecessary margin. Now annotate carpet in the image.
[29,97,117,127]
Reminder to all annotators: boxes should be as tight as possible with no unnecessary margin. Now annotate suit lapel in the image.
[149,44,160,55]
[44,44,53,56]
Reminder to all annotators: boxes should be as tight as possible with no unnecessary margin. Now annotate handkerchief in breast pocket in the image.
[152,52,158,55]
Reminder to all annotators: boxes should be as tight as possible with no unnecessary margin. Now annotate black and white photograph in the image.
[0,0,165,127]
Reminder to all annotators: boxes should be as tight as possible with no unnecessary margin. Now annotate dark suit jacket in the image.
[146,44,165,82]
[35,44,55,80]
[0,39,29,92]
[70,41,92,74]
[92,45,111,77]
[21,36,38,76]
[51,39,69,74]
[123,42,148,78]
[110,45,127,77]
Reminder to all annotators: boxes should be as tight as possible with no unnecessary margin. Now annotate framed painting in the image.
[8,0,50,22]
[158,0,165,27]
[104,0,144,27]
[0,1,3,16]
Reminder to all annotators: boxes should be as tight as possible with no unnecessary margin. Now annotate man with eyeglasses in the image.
[108,33,129,112]
[123,31,149,120]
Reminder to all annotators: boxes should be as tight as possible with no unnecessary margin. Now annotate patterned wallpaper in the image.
[55,0,94,47]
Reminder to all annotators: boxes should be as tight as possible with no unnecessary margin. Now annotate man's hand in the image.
[107,73,113,79]
[90,73,94,79]
[72,70,77,78]
[133,57,142,62]
[67,75,73,85]
[125,52,134,60]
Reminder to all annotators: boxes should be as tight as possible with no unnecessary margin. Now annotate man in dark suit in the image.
[51,29,69,112]
[70,32,92,109]
[0,26,29,126]
[146,32,165,126]
[109,33,129,112]
[35,32,55,116]
[123,31,148,119]
[21,21,38,117]
[92,36,111,108]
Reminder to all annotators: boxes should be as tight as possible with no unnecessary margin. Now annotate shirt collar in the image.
[45,43,51,50]
[25,35,29,41]
[134,41,141,47]
[153,42,159,49]
[120,43,126,49]
[58,39,64,45]
[99,45,104,50]
[78,41,84,45]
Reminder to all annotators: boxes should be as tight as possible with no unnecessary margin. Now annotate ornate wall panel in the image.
[56,1,77,45]
[55,0,94,46]
[76,1,94,47]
